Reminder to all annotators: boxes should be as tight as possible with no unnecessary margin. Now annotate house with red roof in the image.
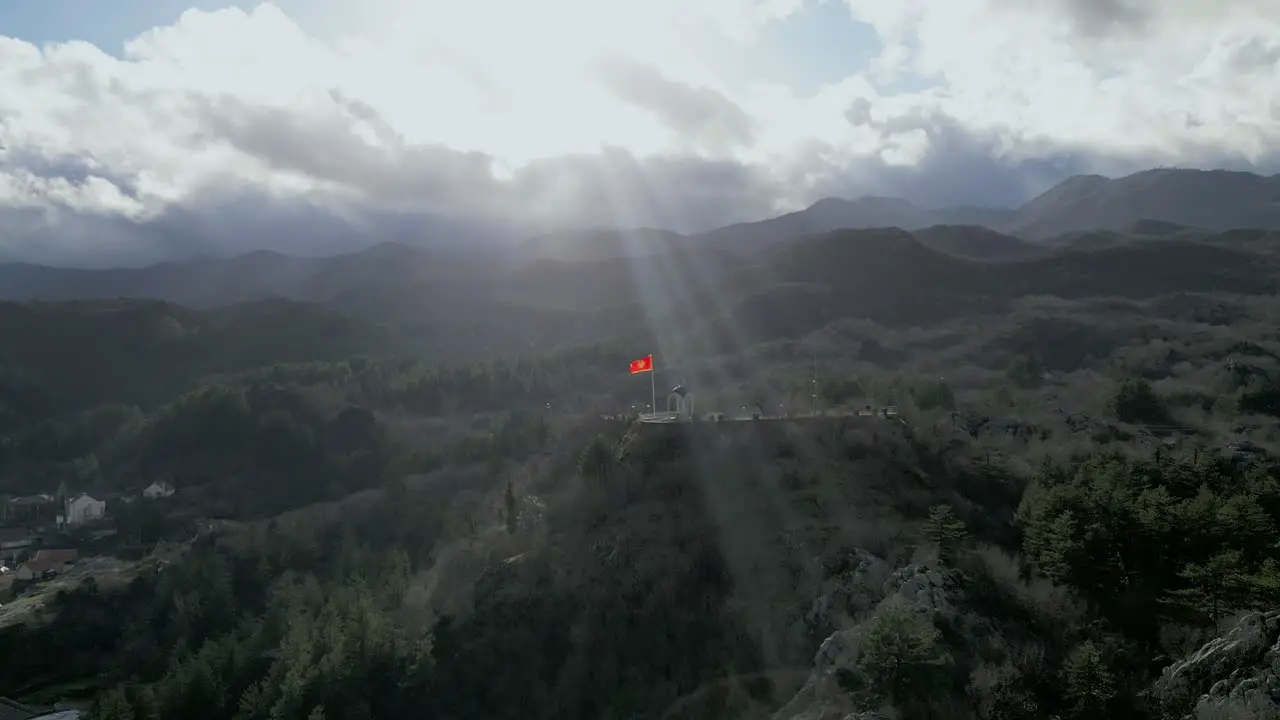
[14,549,79,581]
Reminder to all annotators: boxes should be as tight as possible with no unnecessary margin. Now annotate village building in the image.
[7,495,55,524]
[63,494,105,527]
[14,549,79,581]
[142,481,175,499]
[0,528,38,570]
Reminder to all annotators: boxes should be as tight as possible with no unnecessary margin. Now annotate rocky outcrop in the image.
[774,564,964,720]
[805,550,891,635]
[881,565,961,622]
[1151,610,1280,719]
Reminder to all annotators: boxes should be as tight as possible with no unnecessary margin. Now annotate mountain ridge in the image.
[4,167,1280,269]
[3,166,1280,361]
[4,223,1275,364]
[703,167,1280,255]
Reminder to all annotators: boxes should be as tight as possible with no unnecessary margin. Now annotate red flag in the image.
[628,355,653,374]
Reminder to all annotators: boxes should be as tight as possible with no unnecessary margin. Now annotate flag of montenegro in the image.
[628,355,653,374]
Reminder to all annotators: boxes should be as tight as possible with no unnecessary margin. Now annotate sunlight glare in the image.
[334,0,715,164]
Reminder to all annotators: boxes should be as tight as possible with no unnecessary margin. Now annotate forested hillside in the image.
[2,221,1280,718]
[6,402,1279,718]
[0,298,390,421]
[5,225,1280,361]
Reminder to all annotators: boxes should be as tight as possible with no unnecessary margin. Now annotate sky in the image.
[1,0,1279,266]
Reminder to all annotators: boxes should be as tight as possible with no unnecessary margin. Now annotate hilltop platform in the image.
[616,409,911,463]
[637,408,900,424]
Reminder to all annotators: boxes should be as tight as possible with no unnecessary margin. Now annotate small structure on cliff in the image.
[666,386,695,420]
[639,385,697,424]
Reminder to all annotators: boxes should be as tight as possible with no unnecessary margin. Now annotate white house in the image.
[64,494,106,526]
[143,481,175,499]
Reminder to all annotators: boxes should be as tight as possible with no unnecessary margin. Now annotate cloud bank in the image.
[1,0,1278,266]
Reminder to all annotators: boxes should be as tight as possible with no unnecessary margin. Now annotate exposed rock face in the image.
[774,564,964,720]
[806,550,892,635]
[881,565,960,622]
[1151,610,1280,719]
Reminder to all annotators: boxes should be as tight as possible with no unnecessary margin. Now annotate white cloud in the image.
[0,0,1278,265]
[843,0,1280,158]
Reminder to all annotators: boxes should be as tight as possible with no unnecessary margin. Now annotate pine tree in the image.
[503,478,517,535]
[1162,549,1255,631]
[1214,494,1275,555]
[1061,640,1115,718]
[1111,377,1168,424]
[923,504,967,563]
[1252,559,1280,597]
[579,434,612,483]
[859,602,947,704]
[95,687,137,720]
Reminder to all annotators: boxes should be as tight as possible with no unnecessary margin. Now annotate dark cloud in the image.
[191,93,503,216]
[1060,0,1151,36]
[808,99,1280,209]
[0,205,188,268]
[844,97,873,126]
[1222,36,1280,74]
[190,92,774,234]
[834,105,1103,208]
[6,85,1280,267]
[987,0,1153,38]
[1,146,141,199]
[6,0,1280,268]
[597,57,755,153]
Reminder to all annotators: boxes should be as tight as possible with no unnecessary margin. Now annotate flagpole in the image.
[650,356,657,416]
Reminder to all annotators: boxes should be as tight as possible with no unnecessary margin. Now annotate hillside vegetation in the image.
[2,212,1280,718]
[3,222,1279,361]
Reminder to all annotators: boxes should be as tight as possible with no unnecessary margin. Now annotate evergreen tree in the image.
[1253,559,1280,597]
[504,478,518,535]
[1162,549,1256,630]
[1061,640,1115,719]
[1111,377,1167,424]
[923,504,967,563]
[579,434,613,483]
[859,602,947,705]
[94,687,136,720]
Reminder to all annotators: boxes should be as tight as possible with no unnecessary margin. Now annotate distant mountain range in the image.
[2,166,1280,362]
[1,223,1274,425]
[5,167,1280,271]
[697,168,1280,255]
[2,228,1276,365]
